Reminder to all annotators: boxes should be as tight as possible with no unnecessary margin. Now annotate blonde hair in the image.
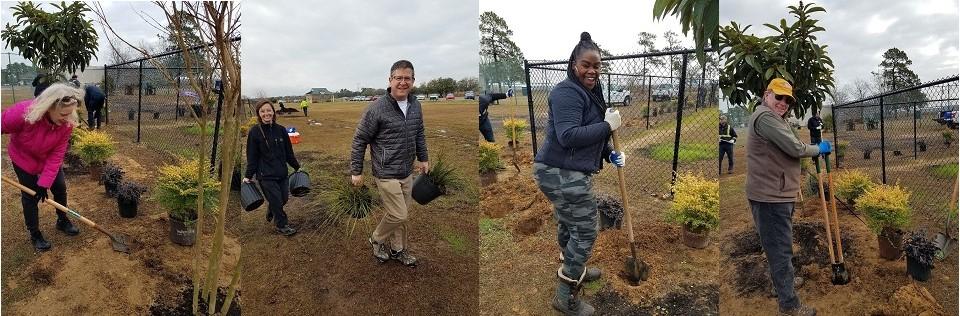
[25,83,82,126]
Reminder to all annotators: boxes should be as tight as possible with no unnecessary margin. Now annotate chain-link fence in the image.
[104,38,239,168]
[831,75,959,228]
[524,48,720,196]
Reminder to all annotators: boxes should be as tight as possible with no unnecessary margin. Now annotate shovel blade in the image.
[830,263,850,285]
[623,257,650,284]
[109,234,131,254]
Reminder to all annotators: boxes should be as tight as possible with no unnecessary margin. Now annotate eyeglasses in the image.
[774,94,794,105]
[59,96,78,104]
[391,76,414,82]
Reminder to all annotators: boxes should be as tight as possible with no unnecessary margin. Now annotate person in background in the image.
[719,115,737,174]
[69,74,81,88]
[84,84,106,130]
[745,78,832,316]
[806,110,824,145]
[243,100,302,237]
[300,98,310,117]
[1,83,84,251]
[479,92,507,142]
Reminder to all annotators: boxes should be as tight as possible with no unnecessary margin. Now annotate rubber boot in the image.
[56,214,80,236]
[552,268,595,316]
[583,267,601,282]
[29,229,51,251]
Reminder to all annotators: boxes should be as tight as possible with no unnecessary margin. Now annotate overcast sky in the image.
[721,0,959,103]
[479,0,692,60]
[242,0,478,97]
[1,1,166,68]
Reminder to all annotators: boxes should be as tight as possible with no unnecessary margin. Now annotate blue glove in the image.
[818,140,832,155]
[609,151,626,168]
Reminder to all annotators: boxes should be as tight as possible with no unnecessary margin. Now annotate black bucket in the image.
[230,169,242,191]
[412,174,444,205]
[288,171,311,197]
[907,256,932,281]
[169,215,196,246]
[117,197,138,218]
[240,182,264,212]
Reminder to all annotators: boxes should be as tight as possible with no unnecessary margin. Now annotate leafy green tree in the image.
[457,77,479,92]
[653,0,718,66]
[871,48,926,116]
[1,61,36,84]
[718,1,834,118]
[1,2,98,83]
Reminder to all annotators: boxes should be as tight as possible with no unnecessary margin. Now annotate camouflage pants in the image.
[533,162,598,279]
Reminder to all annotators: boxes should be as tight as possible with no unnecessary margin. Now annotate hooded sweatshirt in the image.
[533,63,613,173]
[1,99,74,188]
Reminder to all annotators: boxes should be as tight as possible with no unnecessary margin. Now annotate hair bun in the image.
[580,32,592,42]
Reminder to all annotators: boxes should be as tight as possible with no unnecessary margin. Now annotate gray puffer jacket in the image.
[350,89,428,179]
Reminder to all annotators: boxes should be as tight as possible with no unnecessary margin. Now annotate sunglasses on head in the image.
[774,94,794,105]
[59,96,77,104]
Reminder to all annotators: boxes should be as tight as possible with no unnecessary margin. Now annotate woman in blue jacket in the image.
[533,32,624,316]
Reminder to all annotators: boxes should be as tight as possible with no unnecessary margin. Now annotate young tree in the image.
[718,1,835,118]
[653,0,719,66]
[1,2,99,83]
[479,11,524,92]
[871,48,927,116]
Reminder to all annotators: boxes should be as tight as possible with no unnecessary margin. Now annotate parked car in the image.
[652,84,677,102]
[607,85,632,107]
[464,91,475,99]
[445,93,455,100]
[428,93,440,101]
[350,96,366,101]
[417,94,426,101]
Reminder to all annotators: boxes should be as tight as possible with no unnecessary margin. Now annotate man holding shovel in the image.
[745,78,831,316]
[351,59,428,267]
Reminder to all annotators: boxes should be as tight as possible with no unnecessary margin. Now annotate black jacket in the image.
[719,123,737,143]
[245,123,300,181]
[350,89,428,179]
[84,85,105,111]
[807,116,823,141]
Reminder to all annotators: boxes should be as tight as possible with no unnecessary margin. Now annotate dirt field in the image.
[480,99,720,315]
[238,99,479,315]
[718,127,958,315]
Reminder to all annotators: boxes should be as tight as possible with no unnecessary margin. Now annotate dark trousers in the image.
[12,163,69,231]
[87,107,102,129]
[719,142,734,173]
[749,200,800,312]
[480,114,495,142]
[260,178,289,228]
[303,107,309,117]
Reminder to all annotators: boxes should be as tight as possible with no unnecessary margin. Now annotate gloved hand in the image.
[34,186,49,203]
[609,151,626,168]
[604,108,622,131]
[818,140,832,155]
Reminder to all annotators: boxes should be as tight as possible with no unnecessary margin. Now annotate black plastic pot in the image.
[288,171,311,197]
[906,256,932,281]
[230,169,242,191]
[412,174,444,205]
[240,181,265,212]
[117,197,138,218]
[169,215,196,246]
[105,181,119,197]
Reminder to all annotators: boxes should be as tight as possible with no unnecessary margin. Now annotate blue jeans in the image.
[749,200,801,312]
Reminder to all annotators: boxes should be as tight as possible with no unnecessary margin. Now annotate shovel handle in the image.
[1,175,100,230]
[812,157,838,264]
[823,155,845,263]
[611,132,635,244]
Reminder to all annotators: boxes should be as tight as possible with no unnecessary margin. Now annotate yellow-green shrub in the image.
[71,130,115,165]
[479,141,504,173]
[856,184,911,234]
[834,169,875,202]
[665,172,720,232]
[503,118,529,145]
[153,159,221,221]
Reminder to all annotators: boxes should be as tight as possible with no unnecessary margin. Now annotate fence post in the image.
[136,61,143,143]
[646,75,651,129]
[880,96,887,184]
[831,104,839,169]
[175,70,182,121]
[696,66,706,112]
[606,75,612,107]
[524,60,539,156]
[210,80,224,174]
[913,101,918,159]
[103,66,109,124]
[671,54,689,188]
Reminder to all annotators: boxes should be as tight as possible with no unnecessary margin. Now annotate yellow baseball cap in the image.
[767,78,794,100]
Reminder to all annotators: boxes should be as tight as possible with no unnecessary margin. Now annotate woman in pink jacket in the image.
[2,83,83,251]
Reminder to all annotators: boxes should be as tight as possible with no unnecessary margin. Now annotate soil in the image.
[1,130,241,315]
[149,282,241,316]
[719,129,959,315]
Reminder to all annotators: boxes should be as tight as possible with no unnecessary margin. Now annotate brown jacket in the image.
[746,105,820,202]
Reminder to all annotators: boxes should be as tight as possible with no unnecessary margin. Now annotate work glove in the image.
[609,151,626,168]
[34,186,49,203]
[818,140,832,155]
[604,108,622,131]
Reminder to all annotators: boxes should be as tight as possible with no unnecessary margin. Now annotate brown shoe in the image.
[779,305,816,316]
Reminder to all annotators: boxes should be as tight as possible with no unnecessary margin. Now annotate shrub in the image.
[101,163,124,185]
[502,118,529,145]
[943,131,955,144]
[834,169,876,203]
[153,159,221,221]
[116,181,147,201]
[856,184,911,235]
[325,182,375,219]
[665,172,720,232]
[903,230,937,268]
[425,152,462,194]
[836,141,849,157]
[240,116,259,135]
[479,142,504,173]
[71,130,115,165]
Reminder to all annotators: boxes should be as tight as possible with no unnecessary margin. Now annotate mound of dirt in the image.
[481,174,543,219]
[149,282,241,316]
[873,283,946,316]
[793,222,857,267]
[596,193,624,230]
[731,254,773,296]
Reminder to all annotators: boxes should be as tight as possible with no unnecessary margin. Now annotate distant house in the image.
[305,88,334,103]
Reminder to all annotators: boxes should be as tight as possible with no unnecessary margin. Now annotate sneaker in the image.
[56,218,80,236]
[368,237,390,262]
[30,230,51,251]
[779,304,816,316]
[275,225,297,236]
[390,249,418,267]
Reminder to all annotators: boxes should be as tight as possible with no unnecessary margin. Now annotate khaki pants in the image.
[371,174,414,251]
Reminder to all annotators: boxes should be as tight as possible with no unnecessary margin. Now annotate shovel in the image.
[611,131,649,284]
[818,155,850,285]
[2,176,131,254]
